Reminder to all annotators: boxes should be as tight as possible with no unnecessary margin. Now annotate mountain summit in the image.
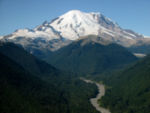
[50,10,119,40]
[0,10,150,53]
[45,10,149,47]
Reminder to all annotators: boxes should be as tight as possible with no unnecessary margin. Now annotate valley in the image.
[81,78,110,113]
[100,55,150,113]
[1,7,150,113]
[0,42,99,113]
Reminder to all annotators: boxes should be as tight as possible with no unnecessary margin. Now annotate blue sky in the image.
[0,0,150,36]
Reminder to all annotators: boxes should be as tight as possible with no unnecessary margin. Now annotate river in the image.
[80,78,111,113]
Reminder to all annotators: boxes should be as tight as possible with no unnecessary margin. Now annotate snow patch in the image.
[133,53,146,58]
[144,36,150,38]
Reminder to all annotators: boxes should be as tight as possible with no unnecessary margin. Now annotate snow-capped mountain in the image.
[3,24,61,41]
[49,10,149,47]
[50,10,122,39]
[0,10,150,53]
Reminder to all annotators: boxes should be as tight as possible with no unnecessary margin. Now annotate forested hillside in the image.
[0,42,99,113]
[48,36,137,75]
[100,55,150,113]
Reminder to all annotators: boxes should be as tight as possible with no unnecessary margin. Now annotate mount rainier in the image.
[1,10,150,55]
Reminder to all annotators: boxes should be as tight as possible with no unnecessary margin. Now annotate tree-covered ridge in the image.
[48,36,137,75]
[0,42,58,78]
[100,55,150,113]
[0,42,99,113]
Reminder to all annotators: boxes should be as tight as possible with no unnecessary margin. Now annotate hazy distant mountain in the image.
[47,35,137,75]
[0,10,150,55]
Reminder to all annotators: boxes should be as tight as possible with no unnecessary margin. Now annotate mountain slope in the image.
[1,10,150,55]
[0,42,59,78]
[0,42,100,113]
[50,10,119,40]
[47,35,137,75]
[0,52,65,113]
[101,55,150,113]
[128,43,150,54]
[50,10,145,47]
